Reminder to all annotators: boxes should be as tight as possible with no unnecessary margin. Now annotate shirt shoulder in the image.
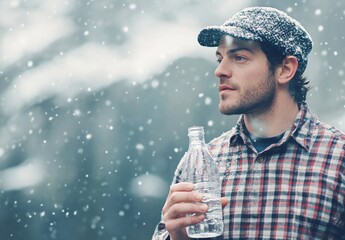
[309,117,345,145]
[306,117,345,172]
[293,105,345,152]
[207,128,236,157]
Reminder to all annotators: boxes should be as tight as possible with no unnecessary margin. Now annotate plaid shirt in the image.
[153,103,345,239]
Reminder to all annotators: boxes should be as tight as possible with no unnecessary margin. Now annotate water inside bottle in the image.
[186,182,223,238]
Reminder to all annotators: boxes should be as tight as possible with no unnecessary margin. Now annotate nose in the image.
[214,60,231,83]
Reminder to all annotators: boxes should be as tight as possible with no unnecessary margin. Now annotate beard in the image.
[219,72,276,116]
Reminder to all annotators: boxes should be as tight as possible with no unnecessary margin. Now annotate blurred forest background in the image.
[0,0,344,239]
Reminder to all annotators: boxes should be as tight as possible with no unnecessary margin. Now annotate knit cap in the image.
[198,7,313,73]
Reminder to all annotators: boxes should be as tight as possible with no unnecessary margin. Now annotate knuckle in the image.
[161,209,167,220]
[169,184,175,192]
[168,204,179,216]
[161,205,166,213]
[164,221,174,231]
[169,192,179,202]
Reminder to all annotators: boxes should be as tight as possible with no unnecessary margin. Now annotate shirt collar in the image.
[229,114,249,146]
[229,103,314,152]
[289,102,314,151]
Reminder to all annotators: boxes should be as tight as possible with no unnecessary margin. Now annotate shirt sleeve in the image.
[151,220,170,240]
[151,153,188,240]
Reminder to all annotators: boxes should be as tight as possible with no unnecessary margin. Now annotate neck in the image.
[244,92,299,138]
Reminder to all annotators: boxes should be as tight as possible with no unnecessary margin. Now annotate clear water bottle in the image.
[183,126,223,238]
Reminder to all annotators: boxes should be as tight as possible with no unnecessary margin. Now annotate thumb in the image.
[221,197,228,209]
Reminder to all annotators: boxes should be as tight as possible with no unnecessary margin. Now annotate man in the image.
[153,6,345,240]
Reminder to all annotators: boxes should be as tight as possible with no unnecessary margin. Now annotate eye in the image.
[216,58,222,64]
[234,55,247,62]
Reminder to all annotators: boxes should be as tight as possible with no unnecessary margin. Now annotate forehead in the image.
[217,35,261,52]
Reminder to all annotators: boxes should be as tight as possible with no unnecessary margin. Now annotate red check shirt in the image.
[153,103,345,239]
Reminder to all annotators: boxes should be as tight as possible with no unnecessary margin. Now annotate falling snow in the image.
[0,1,344,240]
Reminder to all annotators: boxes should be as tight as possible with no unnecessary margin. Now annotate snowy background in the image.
[0,0,344,239]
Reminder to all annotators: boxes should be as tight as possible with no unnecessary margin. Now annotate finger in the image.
[164,202,208,220]
[168,182,194,197]
[165,214,205,232]
[163,183,195,211]
[163,191,203,214]
[221,197,228,208]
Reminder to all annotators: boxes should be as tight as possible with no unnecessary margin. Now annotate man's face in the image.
[215,36,276,116]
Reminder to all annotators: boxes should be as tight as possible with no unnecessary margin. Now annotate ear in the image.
[275,56,299,84]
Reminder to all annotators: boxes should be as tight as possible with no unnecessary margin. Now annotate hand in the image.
[162,182,228,240]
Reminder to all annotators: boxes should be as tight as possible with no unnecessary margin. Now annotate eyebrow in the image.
[215,47,254,57]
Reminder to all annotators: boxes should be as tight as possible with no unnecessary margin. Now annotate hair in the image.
[259,42,311,106]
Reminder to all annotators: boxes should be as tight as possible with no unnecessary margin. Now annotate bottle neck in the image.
[188,127,206,146]
[189,136,205,145]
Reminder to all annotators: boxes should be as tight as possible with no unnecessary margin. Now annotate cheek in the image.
[238,64,270,83]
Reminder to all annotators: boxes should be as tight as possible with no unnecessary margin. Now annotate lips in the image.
[218,85,235,92]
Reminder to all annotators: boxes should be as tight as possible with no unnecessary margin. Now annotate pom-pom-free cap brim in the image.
[198,25,263,47]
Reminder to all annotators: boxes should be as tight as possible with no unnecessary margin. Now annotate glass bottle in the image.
[183,126,223,238]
